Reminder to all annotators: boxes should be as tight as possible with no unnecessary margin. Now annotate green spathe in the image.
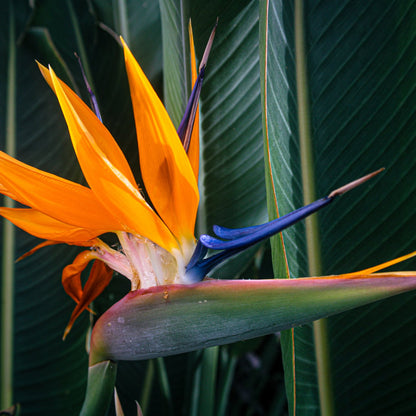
[89,273,416,365]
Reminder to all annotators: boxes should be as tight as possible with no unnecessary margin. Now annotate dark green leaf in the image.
[261,0,416,414]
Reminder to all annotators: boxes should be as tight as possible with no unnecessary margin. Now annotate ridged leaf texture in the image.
[261,1,416,414]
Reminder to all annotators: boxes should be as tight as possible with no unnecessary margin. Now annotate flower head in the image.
[0,31,208,336]
[0,22,382,338]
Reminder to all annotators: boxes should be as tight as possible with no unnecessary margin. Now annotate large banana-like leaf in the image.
[0,1,89,414]
[261,1,416,414]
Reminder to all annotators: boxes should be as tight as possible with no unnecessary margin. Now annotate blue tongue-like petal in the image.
[177,20,217,151]
[201,197,332,250]
[177,67,205,151]
[75,53,102,122]
[185,169,384,282]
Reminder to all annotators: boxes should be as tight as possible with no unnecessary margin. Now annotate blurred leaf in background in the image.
[1,1,415,415]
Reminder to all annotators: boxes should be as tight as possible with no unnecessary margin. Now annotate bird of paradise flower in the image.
[1,21,416,416]
[0,22,415,343]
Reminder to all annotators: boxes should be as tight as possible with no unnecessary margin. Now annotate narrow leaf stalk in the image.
[139,360,155,415]
[197,346,219,416]
[1,4,16,409]
[155,357,174,416]
[294,1,335,415]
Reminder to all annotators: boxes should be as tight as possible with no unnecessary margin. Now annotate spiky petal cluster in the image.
[0,37,202,336]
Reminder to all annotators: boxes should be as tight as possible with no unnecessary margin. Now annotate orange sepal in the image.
[0,207,105,243]
[122,38,199,241]
[0,182,23,203]
[16,238,100,262]
[0,151,119,231]
[63,260,113,339]
[17,240,61,262]
[44,66,177,252]
[344,250,416,277]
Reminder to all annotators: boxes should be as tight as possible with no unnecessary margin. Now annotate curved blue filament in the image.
[76,53,102,122]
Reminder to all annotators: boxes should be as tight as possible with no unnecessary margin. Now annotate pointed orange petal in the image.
[345,250,416,277]
[122,39,199,241]
[0,207,104,243]
[0,151,118,231]
[63,260,113,339]
[47,67,177,251]
[16,240,60,262]
[0,182,22,203]
[17,238,101,262]
[38,62,137,187]
[187,20,200,180]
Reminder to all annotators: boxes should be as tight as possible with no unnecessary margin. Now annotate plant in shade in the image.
[1,5,415,416]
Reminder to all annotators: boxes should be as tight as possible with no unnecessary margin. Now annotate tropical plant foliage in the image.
[1,1,415,415]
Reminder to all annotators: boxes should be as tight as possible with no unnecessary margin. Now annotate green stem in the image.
[1,3,16,409]
[140,360,155,415]
[155,357,174,416]
[294,1,335,415]
[217,353,237,416]
[197,346,219,416]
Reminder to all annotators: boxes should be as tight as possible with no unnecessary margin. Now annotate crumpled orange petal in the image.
[62,250,97,304]
[122,38,199,241]
[41,65,178,252]
[63,259,113,339]
[0,207,104,243]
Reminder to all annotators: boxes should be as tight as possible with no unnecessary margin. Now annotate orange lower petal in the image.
[0,207,105,243]
[17,240,61,262]
[63,260,113,339]
[0,151,119,231]
[0,182,22,203]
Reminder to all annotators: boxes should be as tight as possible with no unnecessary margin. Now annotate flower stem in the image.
[294,1,335,415]
[1,4,16,409]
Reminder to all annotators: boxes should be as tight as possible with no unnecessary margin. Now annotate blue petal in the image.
[186,170,382,281]
[185,248,240,283]
[185,197,333,282]
[76,53,102,122]
[212,223,264,239]
[186,239,208,270]
[203,197,333,250]
[177,67,205,150]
